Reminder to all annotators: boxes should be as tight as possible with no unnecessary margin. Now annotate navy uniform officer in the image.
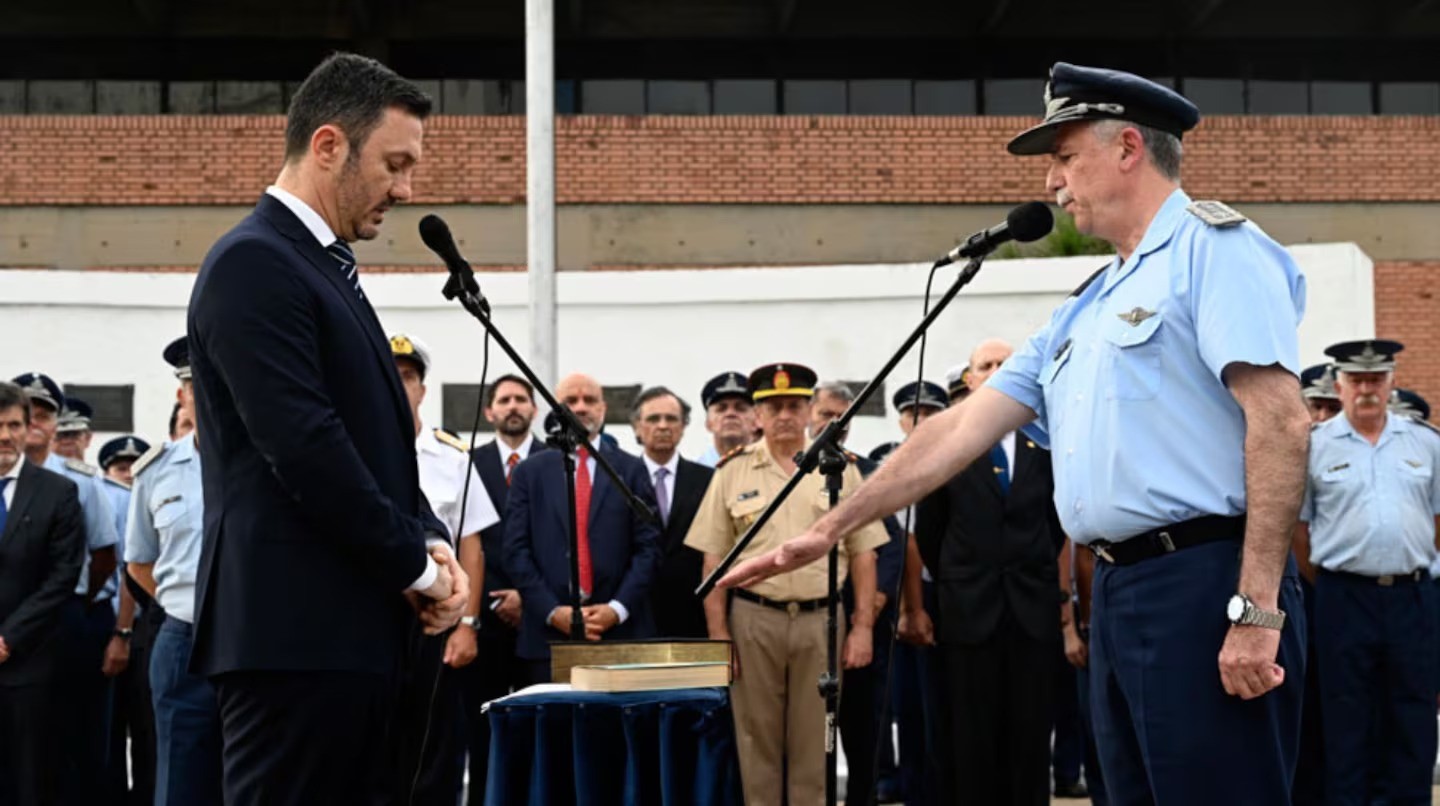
[53,398,94,462]
[719,62,1312,805]
[126,336,221,806]
[1297,340,1440,806]
[13,372,121,806]
[389,332,499,806]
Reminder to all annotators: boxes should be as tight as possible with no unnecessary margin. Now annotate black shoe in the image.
[1054,781,1090,798]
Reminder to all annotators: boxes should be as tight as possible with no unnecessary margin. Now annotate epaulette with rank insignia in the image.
[65,457,100,477]
[131,442,169,478]
[715,445,747,469]
[433,428,467,453]
[1412,418,1440,440]
[1186,200,1246,228]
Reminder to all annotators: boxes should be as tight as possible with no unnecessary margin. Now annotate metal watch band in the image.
[1242,604,1286,631]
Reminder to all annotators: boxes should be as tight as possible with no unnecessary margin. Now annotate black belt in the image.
[1087,515,1246,567]
[1321,568,1429,587]
[733,589,834,615]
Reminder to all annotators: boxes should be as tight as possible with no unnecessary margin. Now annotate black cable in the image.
[864,258,944,802]
[409,329,491,806]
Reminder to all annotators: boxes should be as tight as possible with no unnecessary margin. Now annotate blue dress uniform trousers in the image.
[891,580,945,804]
[150,616,223,806]
[1090,539,1305,805]
[1291,576,1326,806]
[1314,569,1437,806]
[59,596,117,806]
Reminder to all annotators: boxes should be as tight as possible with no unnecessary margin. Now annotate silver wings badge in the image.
[1117,307,1157,327]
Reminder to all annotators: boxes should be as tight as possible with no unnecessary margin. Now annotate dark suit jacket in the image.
[0,461,84,686]
[187,193,439,677]
[649,456,713,639]
[915,436,1063,645]
[471,436,548,630]
[501,445,663,660]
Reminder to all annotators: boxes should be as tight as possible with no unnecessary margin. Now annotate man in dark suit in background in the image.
[462,373,547,804]
[630,386,713,639]
[186,52,468,806]
[914,338,1064,805]
[0,380,85,806]
[502,372,662,684]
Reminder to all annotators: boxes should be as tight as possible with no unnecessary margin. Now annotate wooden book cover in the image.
[549,639,732,683]
[570,662,731,692]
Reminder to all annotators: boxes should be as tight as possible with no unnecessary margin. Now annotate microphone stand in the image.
[695,252,991,806]
[442,279,658,642]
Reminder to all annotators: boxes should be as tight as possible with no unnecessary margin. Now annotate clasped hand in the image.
[411,545,470,636]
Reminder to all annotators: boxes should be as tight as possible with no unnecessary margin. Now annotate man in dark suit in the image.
[185,52,469,806]
[629,386,713,639]
[913,338,1064,805]
[502,372,663,684]
[0,381,86,806]
[461,372,546,805]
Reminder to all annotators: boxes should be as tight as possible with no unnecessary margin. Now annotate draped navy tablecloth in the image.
[485,687,743,806]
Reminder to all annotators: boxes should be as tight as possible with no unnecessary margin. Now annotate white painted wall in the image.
[0,242,1374,462]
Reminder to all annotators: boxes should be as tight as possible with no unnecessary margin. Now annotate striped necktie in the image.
[326,240,364,298]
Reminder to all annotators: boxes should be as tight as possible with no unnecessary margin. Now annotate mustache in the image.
[1056,190,1074,207]
[1357,394,1384,405]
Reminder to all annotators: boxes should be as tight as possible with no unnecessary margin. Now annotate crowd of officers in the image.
[0,328,1435,806]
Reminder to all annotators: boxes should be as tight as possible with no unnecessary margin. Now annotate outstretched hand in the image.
[716,529,836,590]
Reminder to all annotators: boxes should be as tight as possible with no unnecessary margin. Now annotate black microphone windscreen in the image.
[418,214,456,256]
[1007,202,1055,244]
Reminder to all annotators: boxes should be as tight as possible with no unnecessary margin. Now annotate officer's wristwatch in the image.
[458,615,479,630]
[1226,594,1286,631]
[113,627,134,640]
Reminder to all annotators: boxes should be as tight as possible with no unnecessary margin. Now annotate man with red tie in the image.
[500,373,663,684]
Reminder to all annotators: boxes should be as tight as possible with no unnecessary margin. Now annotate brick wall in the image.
[3,115,1439,206]
[1374,260,1440,409]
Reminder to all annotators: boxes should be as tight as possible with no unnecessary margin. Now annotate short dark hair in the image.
[631,386,692,426]
[284,52,433,163]
[0,381,32,424]
[486,374,534,408]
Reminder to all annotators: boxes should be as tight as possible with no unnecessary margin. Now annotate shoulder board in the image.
[65,458,99,477]
[1411,418,1440,439]
[715,445,747,469]
[1069,262,1109,298]
[1186,200,1246,228]
[433,428,467,453]
[131,443,168,478]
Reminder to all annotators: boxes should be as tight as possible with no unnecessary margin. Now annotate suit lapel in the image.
[254,195,410,433]
[3,462,42,543]
[588,447,613,523]
[474,442,506,512]
[1011,435,1033,488]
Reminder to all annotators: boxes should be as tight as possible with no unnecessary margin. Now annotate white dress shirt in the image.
[1,458,21,512]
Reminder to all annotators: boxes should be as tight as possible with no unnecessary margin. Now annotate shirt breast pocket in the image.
[1398,459,1432,488]
[1100,310,1164,401]
[151,491,189,534]
[1319,464,1351,485]
[728,496,766,532]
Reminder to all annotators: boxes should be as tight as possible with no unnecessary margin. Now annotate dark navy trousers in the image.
[150,616,223,806]
[1090,539,1306,805]
[1314,569,1437,806]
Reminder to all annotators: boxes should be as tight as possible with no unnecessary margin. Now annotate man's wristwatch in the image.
[1226,594,1286,630]
[113,627,134,640]
[458,616,479,630]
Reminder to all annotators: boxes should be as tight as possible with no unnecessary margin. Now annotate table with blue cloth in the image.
[484,686,743,806]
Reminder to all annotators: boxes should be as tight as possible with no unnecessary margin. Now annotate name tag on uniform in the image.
[1327,463,1349,473]
[155,495,182,511]
[736,490,760,502]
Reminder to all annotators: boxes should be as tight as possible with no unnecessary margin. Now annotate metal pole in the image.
[525,0,557,387]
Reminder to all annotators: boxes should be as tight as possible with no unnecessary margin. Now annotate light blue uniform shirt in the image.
[44,453,120,598]
[696,445,721,468]
[125,437,205,624]
[1301,414,1440,576]
[103,477,132,612]
[988,189,1307,544]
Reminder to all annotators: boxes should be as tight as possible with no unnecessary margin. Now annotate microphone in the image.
[934,201,1055,268]
[418,214,487,310]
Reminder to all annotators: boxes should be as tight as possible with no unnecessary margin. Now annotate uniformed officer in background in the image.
[720,63,1313,805]
[1297,340,1440,806]
[1300,363,1342,424]
[126,335,220,806]
[13,371,121,806]
[53,398,95,461]
[695,371,757,468]
[687,363,887,806]
[390,332,499,805]
[100,437,150,489]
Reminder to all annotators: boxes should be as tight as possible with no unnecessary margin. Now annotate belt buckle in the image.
[1378,575,1395,587]
[786,601,800,617]
[1091,542,1115,564]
